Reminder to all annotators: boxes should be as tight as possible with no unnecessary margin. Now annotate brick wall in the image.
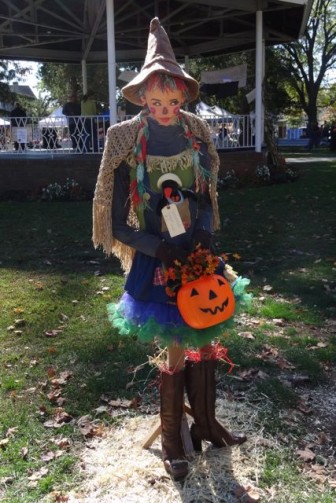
[218,150,266,180]
[0,149,266,198]
[0,155,101,197]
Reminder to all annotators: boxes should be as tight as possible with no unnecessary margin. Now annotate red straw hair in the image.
[140,73,190,101]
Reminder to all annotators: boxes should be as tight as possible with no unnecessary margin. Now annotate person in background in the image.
[62,94,81,151]
[10,102,27,151]
[81,89,98,152]
[93,18,249,480]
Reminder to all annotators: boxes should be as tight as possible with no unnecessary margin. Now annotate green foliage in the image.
[0,61,14,103]
[277,0,336,125]
[38,62,109,110]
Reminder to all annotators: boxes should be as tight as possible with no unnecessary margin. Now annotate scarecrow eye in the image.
[217,278,225,287]
[190,288,199,297]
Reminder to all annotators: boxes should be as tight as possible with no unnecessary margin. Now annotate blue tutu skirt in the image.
[107,277,251,347]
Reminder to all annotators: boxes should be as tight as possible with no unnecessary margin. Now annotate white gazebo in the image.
[0,1,313,153]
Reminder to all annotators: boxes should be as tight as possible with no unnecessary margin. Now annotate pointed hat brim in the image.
[122,18,199,106]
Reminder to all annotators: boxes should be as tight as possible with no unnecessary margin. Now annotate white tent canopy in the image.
[195,101,232,119]
[201,64,247,88]
[39,107,67,127]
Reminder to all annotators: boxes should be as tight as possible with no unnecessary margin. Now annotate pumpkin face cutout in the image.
[177,274,235,329]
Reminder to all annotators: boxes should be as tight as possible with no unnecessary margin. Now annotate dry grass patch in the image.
[65,399,265,503]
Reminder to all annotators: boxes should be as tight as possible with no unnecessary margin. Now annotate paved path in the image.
[286,156,336,163]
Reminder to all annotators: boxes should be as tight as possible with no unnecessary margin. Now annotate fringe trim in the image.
[146,149,194,173]
[92,201,135,272]
[92,201,113,255]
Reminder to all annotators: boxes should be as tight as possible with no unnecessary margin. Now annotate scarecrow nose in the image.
[209,290,217,300]
[162,107,168,115]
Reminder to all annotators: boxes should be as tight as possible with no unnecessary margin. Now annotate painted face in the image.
[141,87,185,126]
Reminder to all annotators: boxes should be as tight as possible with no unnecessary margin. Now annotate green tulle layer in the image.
[107,276,252,348]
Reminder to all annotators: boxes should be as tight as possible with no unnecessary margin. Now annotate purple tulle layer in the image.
[117,292,186,328]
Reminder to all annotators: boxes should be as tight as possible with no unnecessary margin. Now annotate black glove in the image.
[155,242,189,268]
[192,229,212,250]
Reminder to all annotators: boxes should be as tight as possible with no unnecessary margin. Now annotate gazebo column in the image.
[82,59,88,95]
[255,10,264,152]
[106,0,117,125]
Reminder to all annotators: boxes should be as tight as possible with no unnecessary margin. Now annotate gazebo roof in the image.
[0,0,312,64]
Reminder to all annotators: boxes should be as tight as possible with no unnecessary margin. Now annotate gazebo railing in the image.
[0,114,255,154]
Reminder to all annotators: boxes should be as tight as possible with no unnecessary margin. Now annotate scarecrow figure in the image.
[93,18,249,480]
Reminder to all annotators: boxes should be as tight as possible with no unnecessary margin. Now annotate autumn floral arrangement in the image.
[164,246,225,298]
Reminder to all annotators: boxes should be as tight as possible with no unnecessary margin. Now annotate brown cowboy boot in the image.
[185,358,246,451]
[160,369,189,479]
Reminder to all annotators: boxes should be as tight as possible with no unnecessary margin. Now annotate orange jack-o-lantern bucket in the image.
[177,274,235,329]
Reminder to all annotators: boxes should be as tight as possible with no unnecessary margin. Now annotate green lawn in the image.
[0,151,335,501]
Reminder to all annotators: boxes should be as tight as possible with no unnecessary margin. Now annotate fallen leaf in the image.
[47,367,57,378]
[238,368,269,381]
[47,389,62,402]
[38,405,47,416]
[14,318,26,327]
[53,408,73,424]
[25,387,37,394]
[255,437,275,448]
[59,370,73,381]
[95,405,108,415]
[53,438,71,450]
[316,432,329,445]
[276,357,295,370]
[108,398,134,408]
[129,396,140,409]
[41,451,55,463]
[21,447,29,460]
[296,447,315,462]
[238,331,255,339]
[27,467,49,481]
[272,318,285,326]
[78,422,96,438]
[0,438,9,449]
[297,402,312,415]
[49,490,69,502]
[308,341,328,350]
[6,427,19,437]
[43,420,64,429]
[234,484,260,502]
[0,476,14,485]
[45,329,63,338]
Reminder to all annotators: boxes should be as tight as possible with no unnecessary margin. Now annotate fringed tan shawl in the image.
[92,110,220,273]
